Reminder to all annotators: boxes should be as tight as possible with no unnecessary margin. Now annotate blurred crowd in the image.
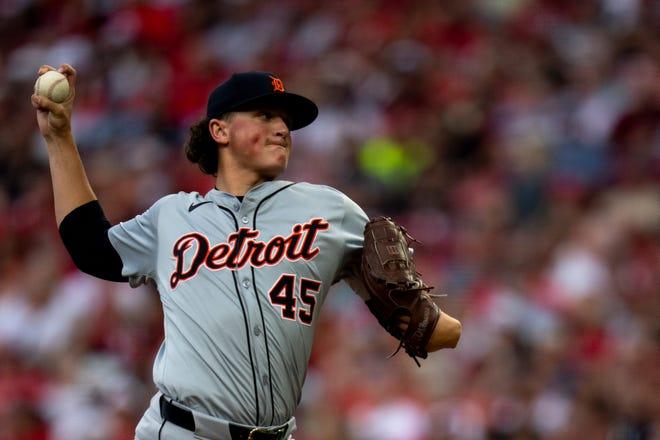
[0,0,659,439]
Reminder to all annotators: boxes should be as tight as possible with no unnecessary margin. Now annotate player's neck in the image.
[215,168,271,196]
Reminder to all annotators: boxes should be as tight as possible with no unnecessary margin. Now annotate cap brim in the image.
[227,92,318,131]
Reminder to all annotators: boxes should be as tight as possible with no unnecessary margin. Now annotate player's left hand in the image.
[396,315,410,333]
[361,217,441,364]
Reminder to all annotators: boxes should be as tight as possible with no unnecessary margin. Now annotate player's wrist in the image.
[44,130,76,150]
[427,312,461,352]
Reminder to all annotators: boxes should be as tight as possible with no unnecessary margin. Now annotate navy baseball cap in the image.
[206,72,318,131]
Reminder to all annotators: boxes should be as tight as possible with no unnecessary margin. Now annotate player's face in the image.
[224,107,293,180]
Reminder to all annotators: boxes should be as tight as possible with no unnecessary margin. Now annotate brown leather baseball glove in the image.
[361,217,441,365]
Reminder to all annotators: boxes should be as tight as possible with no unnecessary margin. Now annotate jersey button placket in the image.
[238,203,270,420]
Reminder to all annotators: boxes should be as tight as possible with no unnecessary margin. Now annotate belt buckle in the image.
[247,426,286,440]
[247,427,266,440]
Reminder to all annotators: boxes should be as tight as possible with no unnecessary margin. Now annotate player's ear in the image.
[209,118,230,145]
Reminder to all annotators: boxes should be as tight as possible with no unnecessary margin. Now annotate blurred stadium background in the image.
[0,0,659,439]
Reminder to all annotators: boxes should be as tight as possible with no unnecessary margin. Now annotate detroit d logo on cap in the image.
[269,75,285,92]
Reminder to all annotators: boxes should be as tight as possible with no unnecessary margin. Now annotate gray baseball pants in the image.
[134,392,295,440]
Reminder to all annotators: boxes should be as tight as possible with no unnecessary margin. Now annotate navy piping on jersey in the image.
[214,205,260,426]
[251,182,297,425]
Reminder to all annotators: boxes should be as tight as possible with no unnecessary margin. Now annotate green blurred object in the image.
[358,136,435,190]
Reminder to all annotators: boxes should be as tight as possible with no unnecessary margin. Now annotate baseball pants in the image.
[135,392,295,440]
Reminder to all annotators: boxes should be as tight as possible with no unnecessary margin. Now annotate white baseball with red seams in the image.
[34,70,70,103]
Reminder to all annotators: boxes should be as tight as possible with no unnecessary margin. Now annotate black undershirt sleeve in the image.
[58,200,128,282]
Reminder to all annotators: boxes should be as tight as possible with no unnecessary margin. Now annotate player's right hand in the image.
[31,64,76,141]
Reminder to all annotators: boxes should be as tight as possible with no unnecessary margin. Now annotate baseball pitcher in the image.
[31,64,461,440]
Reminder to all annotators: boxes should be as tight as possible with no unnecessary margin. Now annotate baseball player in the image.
[32,64,461,440]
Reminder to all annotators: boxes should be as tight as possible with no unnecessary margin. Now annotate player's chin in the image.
[260,160,288,180]
[271,149,289,167]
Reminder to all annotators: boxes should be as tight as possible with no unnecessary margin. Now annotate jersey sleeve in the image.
[335,193,369,282]
[107,195,173,280]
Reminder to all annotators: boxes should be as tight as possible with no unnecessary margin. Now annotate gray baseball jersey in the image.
[108,180,368,427]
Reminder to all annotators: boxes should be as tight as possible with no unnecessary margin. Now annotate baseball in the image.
[34,70,70,103]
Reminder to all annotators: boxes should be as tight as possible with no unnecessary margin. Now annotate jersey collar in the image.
[204,180,295,207]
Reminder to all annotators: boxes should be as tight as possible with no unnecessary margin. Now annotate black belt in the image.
[159,395,289,440]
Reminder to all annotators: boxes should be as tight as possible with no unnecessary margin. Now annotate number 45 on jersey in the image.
[268,274,320,326]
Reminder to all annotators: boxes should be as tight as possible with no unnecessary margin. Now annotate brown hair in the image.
[184,113,233,175]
